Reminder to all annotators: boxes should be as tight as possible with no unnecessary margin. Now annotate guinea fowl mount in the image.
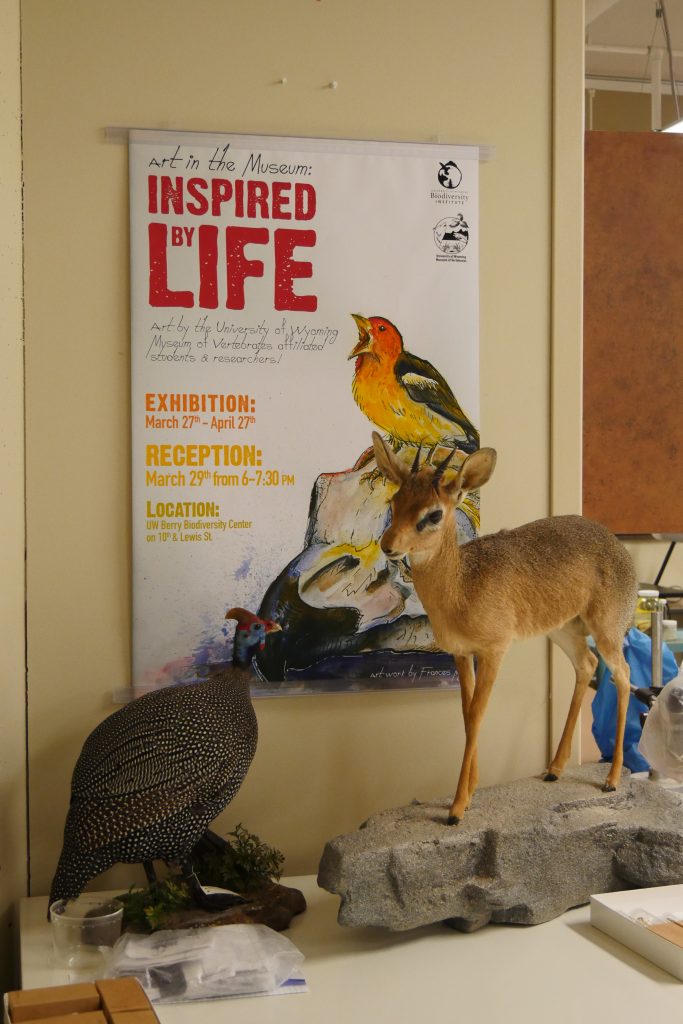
[49,609,281,914]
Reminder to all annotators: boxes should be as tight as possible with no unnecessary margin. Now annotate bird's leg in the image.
[181,860,247,911]
[424,443,439,465]
[143,860,159,885]
[360,466,385,488]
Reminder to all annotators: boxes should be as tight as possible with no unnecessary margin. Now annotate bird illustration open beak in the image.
[349,313,373,358]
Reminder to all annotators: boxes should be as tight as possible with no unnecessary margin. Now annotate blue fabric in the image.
[591,627,679,772]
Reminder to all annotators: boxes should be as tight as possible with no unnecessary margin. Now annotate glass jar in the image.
[634,589,659,632]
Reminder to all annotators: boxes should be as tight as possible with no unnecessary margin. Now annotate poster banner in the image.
[130,130,480,696]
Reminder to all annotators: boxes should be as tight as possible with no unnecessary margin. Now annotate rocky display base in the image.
[317,764,683,932]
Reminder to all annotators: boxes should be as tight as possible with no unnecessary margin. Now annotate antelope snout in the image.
[380,534,402,560]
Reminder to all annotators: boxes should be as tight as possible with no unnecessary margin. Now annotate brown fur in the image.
[372,432,637,824]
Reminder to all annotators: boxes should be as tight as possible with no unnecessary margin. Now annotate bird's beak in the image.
[349,314,373,359]
[266,622,283,633]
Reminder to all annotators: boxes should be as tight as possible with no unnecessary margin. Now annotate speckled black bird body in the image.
[49,609,279,910]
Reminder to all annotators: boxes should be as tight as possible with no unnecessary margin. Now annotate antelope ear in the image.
[443,447,497,495]
[372,432,409,485]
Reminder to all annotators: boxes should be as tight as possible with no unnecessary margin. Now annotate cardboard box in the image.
[590,884,683,982]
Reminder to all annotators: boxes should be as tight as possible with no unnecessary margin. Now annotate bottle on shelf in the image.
[634,589,660,633]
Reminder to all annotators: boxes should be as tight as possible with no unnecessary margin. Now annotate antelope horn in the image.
[432,446,457,487]
[410,444,422,474]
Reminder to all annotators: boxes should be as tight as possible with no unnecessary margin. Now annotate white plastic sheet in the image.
[105,922,305,1001]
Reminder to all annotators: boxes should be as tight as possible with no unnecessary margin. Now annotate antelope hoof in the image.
[446,814,461,826]
[544,772,559,782]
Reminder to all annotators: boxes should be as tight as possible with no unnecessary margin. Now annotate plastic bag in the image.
[104,923,304,1001]
[638,672,683,781]
[591,627,679,772]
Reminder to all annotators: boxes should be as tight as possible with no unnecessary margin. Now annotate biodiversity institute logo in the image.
[437,161,462,189]
[433,215,469,260]
[430,158,468,207]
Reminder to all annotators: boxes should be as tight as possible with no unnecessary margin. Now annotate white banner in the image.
[130,130,480,695]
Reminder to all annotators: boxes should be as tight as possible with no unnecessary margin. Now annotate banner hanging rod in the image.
[104,126,495,162]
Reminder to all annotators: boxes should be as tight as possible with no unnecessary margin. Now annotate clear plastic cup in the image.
[49,895,123,975]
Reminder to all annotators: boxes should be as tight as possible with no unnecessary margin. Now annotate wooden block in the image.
[16,1014,106,1024]
[648,922,683,949]
[108,1013,159,1024]
[95,979,151,1019]
[7,984,100,1022]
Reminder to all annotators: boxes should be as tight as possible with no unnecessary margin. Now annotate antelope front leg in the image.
[455,655,478,797]
[448,649,504,825]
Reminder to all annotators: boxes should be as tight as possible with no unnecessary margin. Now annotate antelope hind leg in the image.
[593,639,631,790]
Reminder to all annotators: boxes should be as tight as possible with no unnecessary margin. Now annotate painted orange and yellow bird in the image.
[349,314,479,454]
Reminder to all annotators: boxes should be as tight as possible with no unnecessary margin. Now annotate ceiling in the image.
[586,0,683,94]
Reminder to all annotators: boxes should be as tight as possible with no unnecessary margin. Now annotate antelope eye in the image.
[416,509,443,532]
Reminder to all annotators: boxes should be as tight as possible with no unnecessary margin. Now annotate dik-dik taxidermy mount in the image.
[372,432,637,825]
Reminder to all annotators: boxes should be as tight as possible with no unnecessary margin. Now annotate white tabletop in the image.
[18,876,682,1023]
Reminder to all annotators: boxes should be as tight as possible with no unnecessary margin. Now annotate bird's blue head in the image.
[226,608,282,668]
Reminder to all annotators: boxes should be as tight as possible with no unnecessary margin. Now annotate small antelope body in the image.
[372,433,637,825]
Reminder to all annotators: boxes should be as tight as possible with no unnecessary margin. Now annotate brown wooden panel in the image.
[584,131,683,534]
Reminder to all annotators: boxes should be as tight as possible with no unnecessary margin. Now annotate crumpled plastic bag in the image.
[639,672,683,781]
[104,923,304,1001]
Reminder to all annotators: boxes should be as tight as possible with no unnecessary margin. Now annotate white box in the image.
[591,884,683,981]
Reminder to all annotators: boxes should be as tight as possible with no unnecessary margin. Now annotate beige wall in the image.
[587,88,678,132]
[0,0,28,990]
[19,0,584,906]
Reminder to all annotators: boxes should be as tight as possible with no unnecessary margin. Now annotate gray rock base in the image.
[317,764,683,932]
